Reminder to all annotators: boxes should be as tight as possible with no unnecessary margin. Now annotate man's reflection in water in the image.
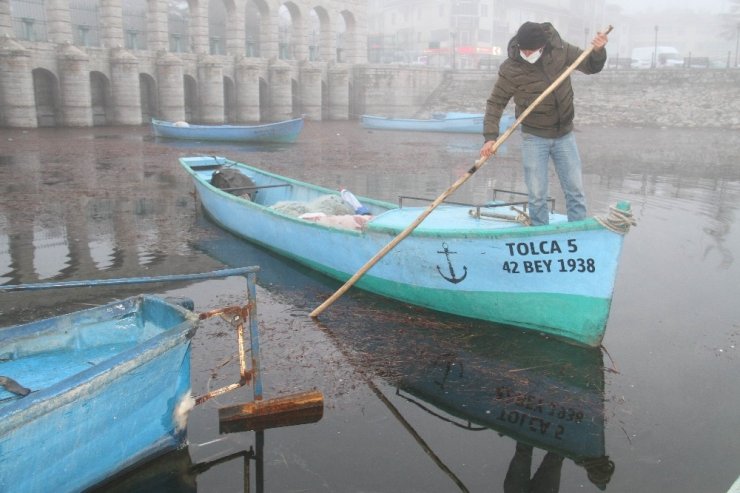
[504,442,615,492]
[504,443,564,493]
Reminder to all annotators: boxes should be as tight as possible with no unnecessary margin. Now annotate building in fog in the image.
[367,0,606,68]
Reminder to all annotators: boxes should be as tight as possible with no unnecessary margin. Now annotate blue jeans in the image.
[520,131,587,226]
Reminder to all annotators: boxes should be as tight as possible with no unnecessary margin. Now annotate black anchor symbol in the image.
[437,242,467,284]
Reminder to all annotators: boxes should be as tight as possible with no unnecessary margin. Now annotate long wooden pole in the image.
[310,25,613,319]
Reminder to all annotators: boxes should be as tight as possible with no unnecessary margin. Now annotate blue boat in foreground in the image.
[152,117,304,143]
[360,112,514,135]
[0,267,315,493]
[179,155,635,347]
[0,295,196,492]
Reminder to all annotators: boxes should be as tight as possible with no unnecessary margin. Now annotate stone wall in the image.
[368,69,740,129]
[352,65,446,118]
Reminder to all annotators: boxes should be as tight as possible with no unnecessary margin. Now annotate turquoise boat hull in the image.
[152,117,304,143]
[0,296,198,493]
[360,112,515,134]
[179,156,631,347]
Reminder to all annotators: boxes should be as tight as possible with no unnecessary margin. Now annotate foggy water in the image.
[0,122,738,493]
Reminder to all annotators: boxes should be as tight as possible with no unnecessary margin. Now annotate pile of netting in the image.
[271,195,354,217]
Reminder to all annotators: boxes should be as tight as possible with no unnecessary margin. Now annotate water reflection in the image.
[151,135,297,154]
[88,434,259,493]
[196,220,615,491]
[392,331,613,492]
[0,153,205,288]
[325,316,613,491]
[1,124,739,492]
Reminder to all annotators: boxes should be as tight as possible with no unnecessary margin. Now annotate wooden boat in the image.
[0,295,197,493]
[360,112,515,134]
[151,117,304,143]
[179,155,635,347]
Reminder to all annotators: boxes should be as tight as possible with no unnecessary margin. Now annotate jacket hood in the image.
[507,22,563,61]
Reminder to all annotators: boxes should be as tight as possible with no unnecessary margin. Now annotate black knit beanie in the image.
[517,22,547,50]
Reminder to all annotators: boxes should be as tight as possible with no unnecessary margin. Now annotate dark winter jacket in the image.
[483,23,606,141]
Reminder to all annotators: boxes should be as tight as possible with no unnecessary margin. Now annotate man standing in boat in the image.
[479,22,608,226]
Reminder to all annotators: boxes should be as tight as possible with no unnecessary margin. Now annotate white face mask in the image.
[520,48,543,64]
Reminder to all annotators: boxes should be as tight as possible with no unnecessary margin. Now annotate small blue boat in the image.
[179,155,635,347]
[151,117,304,143]
[360,112,514,135]
[0,267,296,493]
[0,295,197,493]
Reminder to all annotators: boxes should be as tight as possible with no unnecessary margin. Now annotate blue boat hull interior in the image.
[0,296,196,493]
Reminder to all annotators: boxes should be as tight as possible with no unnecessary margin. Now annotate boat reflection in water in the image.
[388,326,616,492]
[89,432,277,493]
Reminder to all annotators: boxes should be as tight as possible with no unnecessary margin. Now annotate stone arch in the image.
[291,77,299,116]
[168,0,190,52]
[69,0,101,47]
[258,76,268,121]
[348,78,356,120]
[278,2,304,60]
[207,0,229,54]
[244,0,269,57]
[337,9,358,63]
[90,71,110,125]
[223,75,235,122]
[220,0,243,55]
[10,0,49,41]
[32,68,60,127]
[321,78,328,120]
[139,73,157,123]
[308,6,330,62]
[184,74,198,121]
[122,0,148,50]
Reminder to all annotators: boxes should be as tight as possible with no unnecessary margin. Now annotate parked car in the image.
[631,46,683,69]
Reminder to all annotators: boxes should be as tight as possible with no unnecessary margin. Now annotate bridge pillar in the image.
[236,57,260,122]
[0,38,37,127]
[299,62,322,120]
[156,52,185,122]
[268,60,292,121]
[198,55,224,123]
[328,65,349,120]
[110,48,141,125]
[58,43,93,126]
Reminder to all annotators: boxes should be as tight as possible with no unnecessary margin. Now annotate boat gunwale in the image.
[360,114,483,123]
[181,156,617,240]
[152,117,304,131]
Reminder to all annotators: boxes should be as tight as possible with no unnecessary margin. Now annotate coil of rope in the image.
[595,204,637,234]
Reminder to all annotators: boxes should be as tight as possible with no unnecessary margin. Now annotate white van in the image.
[631,46,683,69]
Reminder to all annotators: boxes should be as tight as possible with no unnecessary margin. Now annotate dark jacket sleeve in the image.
[565,41,607,74]
[483,70,515,141]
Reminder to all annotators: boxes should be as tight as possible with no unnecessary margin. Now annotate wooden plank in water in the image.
[218,390,324,432]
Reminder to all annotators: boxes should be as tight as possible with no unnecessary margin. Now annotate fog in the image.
[616,0,731,14]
